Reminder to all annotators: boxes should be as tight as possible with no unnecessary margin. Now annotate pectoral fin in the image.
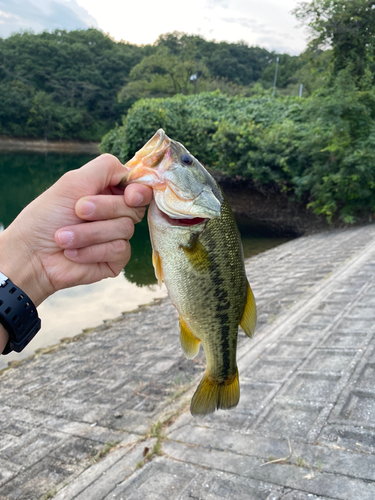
[179,317,200,359]
[240,282,257,338]
[181,235,211,273]
[152,250,163,287]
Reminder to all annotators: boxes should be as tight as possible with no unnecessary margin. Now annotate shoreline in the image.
[0,135,100,154]
[216,174,370,237]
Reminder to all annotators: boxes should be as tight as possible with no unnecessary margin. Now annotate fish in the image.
[121,129,257,416]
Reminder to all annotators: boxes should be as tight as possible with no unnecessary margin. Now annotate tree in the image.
[156,32,273,86]
[294,0,375,79]
[260,53,303,89]
[119,47,210,102]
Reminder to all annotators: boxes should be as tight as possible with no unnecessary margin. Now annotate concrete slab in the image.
[1,225,375,499]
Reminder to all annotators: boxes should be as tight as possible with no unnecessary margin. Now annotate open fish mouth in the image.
[163,215,207,227]
[151,200,207,228]
[124,129,170,172]
[122,129,223,221]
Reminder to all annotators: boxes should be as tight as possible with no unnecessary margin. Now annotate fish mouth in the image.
[125,129,170,171]
[153,187,221,220]
[161,211,207,228]
[150,200,207,228]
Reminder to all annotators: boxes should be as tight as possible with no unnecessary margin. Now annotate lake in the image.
[0,151,290,369]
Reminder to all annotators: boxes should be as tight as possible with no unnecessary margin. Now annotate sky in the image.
[0,0,308,54]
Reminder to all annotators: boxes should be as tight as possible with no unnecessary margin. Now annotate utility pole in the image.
[299,83,303,98]
[272,56,279,97]
[194,58,198,94]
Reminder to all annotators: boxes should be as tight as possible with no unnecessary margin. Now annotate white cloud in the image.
[0,0,307,54]
[0,0,98,38]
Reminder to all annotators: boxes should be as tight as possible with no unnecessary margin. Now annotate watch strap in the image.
[0,274,41,354]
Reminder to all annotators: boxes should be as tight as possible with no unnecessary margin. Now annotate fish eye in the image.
[180,154,193,165]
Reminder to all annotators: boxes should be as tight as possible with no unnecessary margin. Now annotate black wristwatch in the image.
[0,272,41,355]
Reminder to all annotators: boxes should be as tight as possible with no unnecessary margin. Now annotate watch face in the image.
[0,272,8,286]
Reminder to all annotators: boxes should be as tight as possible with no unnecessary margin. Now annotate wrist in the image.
[0,225,50,307]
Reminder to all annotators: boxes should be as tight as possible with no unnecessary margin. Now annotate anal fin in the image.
[179,317,200,359]
[240,282,257,338]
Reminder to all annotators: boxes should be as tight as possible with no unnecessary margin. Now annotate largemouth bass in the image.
[122,129,257,416]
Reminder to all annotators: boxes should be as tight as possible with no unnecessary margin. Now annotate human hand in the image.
[0,154,152,308]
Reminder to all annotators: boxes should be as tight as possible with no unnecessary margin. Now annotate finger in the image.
[75,195,146,223]
[124,184,153,207]
[64,239,131,268]
[55,217,135,250]
[65,154,128,196]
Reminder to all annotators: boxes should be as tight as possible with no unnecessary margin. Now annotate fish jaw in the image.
[148,199,207,230]
[122,129,223,220]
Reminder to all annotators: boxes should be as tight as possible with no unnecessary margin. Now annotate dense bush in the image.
[101,82,375,223]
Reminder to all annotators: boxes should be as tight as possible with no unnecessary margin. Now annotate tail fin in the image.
[190,368,239,416]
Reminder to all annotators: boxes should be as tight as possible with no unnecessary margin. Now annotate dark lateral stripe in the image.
[206,233,232,376]
[199,199,243,378]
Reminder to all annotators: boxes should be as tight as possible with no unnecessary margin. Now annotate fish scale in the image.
[123,129,257,416]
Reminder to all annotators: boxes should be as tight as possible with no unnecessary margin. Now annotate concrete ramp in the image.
[1,225,375,499]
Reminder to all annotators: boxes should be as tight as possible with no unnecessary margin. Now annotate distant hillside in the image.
[0,29,301,141]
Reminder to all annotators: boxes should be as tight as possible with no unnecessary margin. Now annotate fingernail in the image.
[58,230,74,246]
[64,249,77,258]
[79,200,95,216]
[131,192,144,206]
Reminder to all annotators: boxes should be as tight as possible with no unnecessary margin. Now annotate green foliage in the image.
[294,0,375,81]
[260,53,303,89]
[291,49,332,96]
[0,29,143,140]
[118,31,305,104]
[155,31,274,86]
[119,46,210,101]
[101,82,375,223]
[292,71,375,221]
[0,28,308,140]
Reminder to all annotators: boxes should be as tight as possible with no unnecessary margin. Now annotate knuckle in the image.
[61,169,77,184]
[108,242,130,275]
[132,207,146,224]
[110,239,127,255]
[100,153,121,166]
[120,218,135,239]
[111,195,122,216]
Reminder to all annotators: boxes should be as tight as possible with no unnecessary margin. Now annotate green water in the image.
[0,152,290,287]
